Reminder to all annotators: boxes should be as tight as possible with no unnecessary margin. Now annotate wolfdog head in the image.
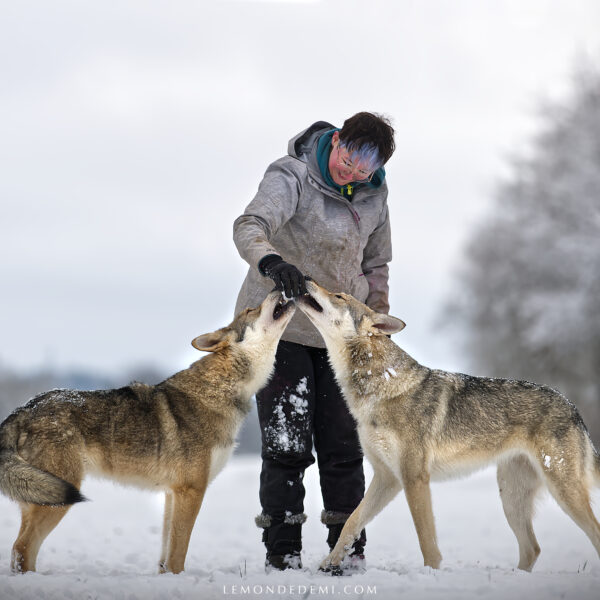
[191,290,296,354]
[297,280,405,346]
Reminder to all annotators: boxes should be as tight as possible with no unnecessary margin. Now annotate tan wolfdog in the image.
[0,291,295,574]
[297,280,600,573]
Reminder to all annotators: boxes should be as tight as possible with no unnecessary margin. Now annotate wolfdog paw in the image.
[11,549,26,574]
[319,561,344,576]
[319,551,344,575]
[319,554,366,576]
[424,554,442,569]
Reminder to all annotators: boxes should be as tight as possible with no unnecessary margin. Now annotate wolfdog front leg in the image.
[322,459,401,570]
[401,464,442,569]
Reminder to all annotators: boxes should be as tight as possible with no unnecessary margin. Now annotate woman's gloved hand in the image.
[259,254,307,298]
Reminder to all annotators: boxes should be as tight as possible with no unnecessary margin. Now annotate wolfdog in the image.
[297,280,600,573]
[0,291,295,574]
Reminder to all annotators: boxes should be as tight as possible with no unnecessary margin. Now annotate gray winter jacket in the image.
[233,121,392,349]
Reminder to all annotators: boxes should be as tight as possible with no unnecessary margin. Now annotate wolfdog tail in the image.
[0,449,86,506]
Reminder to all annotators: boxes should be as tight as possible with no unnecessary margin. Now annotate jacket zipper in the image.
[307,174,362,229]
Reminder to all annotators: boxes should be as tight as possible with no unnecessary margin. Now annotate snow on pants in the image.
[256,339,365,521]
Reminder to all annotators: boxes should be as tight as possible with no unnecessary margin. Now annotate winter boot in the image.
[256,512,306,572]
[321,510,367,575]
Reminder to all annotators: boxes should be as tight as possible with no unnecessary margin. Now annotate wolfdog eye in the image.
[335,294,344,299]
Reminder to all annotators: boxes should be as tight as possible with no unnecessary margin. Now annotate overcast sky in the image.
[1,0,599,378]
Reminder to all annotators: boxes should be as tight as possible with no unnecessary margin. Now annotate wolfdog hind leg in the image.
[497,454,543,571]
[12,503,71,573]
[542,452,600,559]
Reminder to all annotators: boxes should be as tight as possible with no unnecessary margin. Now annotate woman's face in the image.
[328,131,374,186]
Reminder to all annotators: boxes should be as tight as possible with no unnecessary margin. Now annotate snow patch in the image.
[0,458,598,598]
[264,378,310,453]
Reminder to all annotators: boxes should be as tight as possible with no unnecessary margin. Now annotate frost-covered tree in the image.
[444,64,600,442]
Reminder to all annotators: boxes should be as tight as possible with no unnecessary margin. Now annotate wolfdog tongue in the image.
[305,294,323,313]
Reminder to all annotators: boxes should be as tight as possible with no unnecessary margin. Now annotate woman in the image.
[233,112,395,572]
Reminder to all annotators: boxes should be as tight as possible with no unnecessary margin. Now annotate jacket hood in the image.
[287,121,334,160]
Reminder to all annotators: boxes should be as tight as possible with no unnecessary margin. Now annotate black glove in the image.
[258,254,307,298]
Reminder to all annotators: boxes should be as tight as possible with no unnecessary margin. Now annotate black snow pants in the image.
[255,339,366,556]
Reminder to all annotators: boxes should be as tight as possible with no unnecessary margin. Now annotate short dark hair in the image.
[339,112,395,167]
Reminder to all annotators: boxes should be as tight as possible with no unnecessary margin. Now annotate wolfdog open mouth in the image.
[273,298,293,320]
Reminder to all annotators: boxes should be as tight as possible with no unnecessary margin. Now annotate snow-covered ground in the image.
[0,456,598,600]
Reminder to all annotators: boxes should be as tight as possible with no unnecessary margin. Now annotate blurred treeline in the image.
[0,362,262,454]
[442,63,600,445]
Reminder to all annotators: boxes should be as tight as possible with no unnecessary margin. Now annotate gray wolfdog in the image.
[0,291,295,574]
[297,279,600,573]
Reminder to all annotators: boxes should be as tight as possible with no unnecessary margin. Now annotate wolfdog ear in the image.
[371,313,406,335]
[191,329,229,352]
